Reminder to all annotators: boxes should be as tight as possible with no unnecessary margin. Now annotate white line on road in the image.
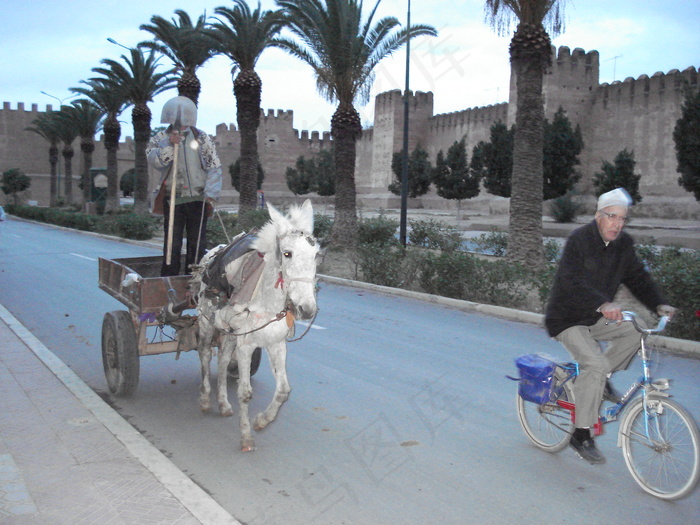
[71,253,97,261]
[296,320,326,330]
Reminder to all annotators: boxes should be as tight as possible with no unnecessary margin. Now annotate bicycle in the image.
[514,311,700,500]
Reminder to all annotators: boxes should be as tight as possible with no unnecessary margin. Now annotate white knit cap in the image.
[597,188,632,211]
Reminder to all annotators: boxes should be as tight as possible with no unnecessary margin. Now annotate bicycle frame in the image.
[553,313,670,437]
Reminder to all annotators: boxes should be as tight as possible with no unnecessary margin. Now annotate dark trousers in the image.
[161,200,208,276]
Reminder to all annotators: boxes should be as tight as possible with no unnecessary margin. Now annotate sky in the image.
[2,0,699,135]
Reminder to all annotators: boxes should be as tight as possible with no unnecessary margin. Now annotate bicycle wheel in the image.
[516,377,574,452]
[619,394,700,500]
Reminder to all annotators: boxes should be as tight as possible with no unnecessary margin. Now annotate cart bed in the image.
[98,256,192,315]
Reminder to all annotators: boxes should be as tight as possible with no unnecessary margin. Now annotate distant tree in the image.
[388,145,432,198]
[2,168,31,205]
[286,156,314,196]
[139,9,219,105]
[313,148,335,197]
[120,168,137,197]
[93,48,176,214]
[476,121,514,197]
[484,0,568,266]
[212,0,285,216]
[26,111,62,207]
[674,85,700,201]
[593,149,642,203]
[72,78,129,212]
[543,106,583,200]
[433,139,480,210]
[58,99,105,204]
[229,159,264,192]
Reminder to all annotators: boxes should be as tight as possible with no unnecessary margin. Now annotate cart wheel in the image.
[228,347,263,380]
[102,310,140,396]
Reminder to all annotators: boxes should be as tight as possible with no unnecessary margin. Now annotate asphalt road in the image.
[1,218,698,524]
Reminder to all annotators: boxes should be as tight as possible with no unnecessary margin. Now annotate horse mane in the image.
[251,201,314,255]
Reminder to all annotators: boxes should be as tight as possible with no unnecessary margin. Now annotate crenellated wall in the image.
[1,45,698,217]
[580,66,698,202]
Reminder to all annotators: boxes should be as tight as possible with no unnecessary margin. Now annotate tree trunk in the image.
[507,24,550,267]
[49,144,58,207]
[104,117,121,213]
[62,146,74,206]
[330,103,362,249]
[235,70,262,221]
[132,105,152,215]
[104,146,120,213]
[81,139,95,205]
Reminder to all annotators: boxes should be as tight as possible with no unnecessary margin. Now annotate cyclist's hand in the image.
[657,304,677,319]
[600,302,623,322]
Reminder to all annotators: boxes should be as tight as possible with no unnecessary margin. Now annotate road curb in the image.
[0,303,241,525]
[318,274,700,358]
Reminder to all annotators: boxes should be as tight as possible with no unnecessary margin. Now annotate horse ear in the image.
[297,199,314,233]
[266,201,288,231]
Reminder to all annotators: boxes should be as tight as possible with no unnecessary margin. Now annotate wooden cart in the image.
[98,255,261,396]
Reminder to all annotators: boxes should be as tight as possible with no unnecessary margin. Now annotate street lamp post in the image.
[107,37,132,51]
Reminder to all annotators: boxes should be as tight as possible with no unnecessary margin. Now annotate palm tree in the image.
[275,0,436,248]
[59,100,105,205]
[53,108,79,206]
[484,0,567,266]
[211,0,286,218]
[26,112,62,206]
[139,9,220,105]
[93,48,177,214]
[72,78,129,212]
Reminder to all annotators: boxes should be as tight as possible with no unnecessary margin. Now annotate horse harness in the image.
[197,231,317,340]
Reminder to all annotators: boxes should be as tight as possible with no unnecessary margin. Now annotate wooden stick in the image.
[165,140,179,266]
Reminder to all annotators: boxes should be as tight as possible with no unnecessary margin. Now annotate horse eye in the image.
[283,251,292,259]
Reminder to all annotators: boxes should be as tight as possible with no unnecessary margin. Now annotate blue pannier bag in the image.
[514,354,557,404]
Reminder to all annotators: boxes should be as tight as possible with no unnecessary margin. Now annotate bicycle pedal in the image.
[652,378,670,390]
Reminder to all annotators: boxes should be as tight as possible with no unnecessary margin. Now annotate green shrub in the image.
[471,229,508,256]
[637,244,700,341]
[114,213,158,240]
[409,219,463,251]
[419,251,531,308]
[206,212,239,247]
[549,193,581,223]
[358,213,398,245]
[358,243,407,287]
[314,213,333,242]
[420,251,477,299]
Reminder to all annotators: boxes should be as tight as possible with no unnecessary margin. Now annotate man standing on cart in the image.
[545,187,676,465]
[147,96,222,276]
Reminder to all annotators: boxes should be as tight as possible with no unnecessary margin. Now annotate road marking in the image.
[296,320,326,330]
[70,253,97,261]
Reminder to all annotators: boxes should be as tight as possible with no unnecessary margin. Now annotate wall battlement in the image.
[429,103,508,131]
[595,66,698,106]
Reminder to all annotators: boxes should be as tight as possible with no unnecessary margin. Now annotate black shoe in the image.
[603,380,621,404]
[569,435,606,464]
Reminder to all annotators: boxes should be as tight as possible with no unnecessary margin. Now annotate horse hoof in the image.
[199,402,211,413]
[253,415,268,431]
[219,404,233,417]
[241,440,256,452]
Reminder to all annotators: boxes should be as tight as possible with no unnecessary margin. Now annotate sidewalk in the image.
[0,304,240,525]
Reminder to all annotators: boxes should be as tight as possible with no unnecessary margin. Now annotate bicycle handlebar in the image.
[621,311,669,334]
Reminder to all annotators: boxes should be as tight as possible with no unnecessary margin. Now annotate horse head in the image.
[254,200,320,321]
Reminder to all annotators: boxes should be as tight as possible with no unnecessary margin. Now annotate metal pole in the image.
[399,0,411,247]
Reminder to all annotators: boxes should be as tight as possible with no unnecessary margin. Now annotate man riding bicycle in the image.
[545,188,676,464]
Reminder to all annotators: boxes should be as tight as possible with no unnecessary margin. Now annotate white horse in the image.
[191,200,319,451]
